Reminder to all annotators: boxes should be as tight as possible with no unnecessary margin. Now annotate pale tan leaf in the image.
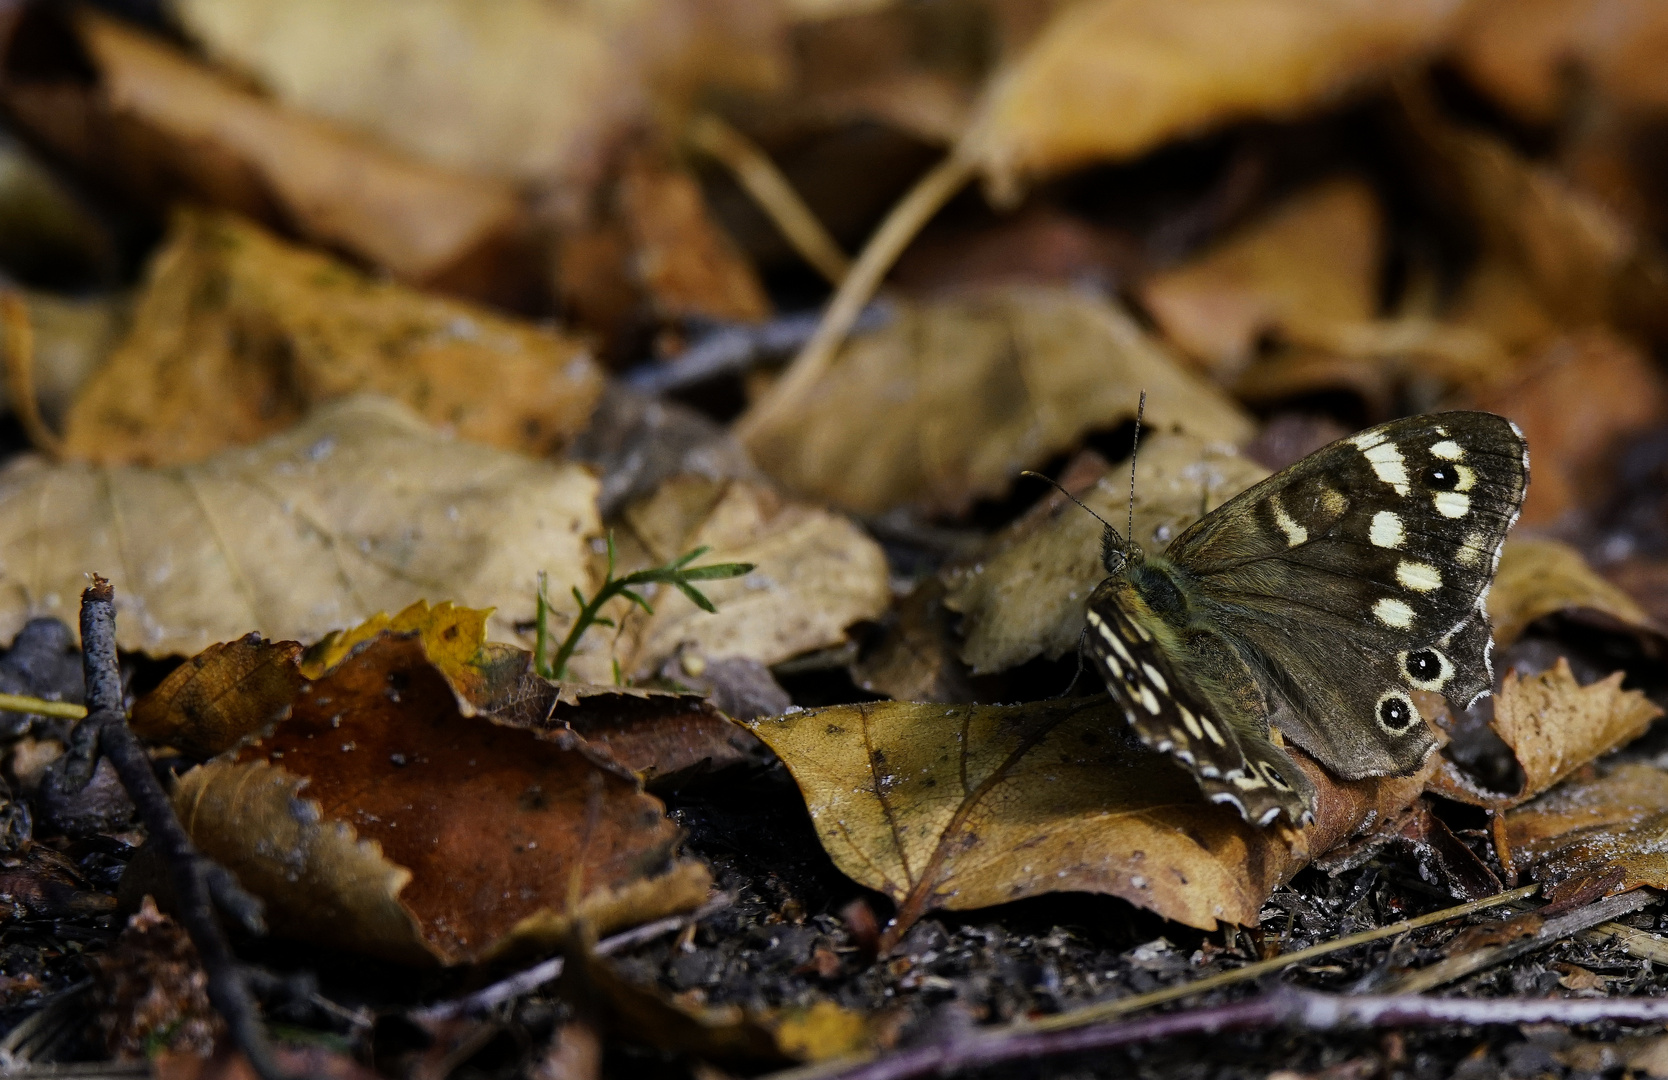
[0,395,599,656]
[1505,763,1668,899]
[943,432,1268,674]
[1488,537,1657,647]
[964,0,1467,199]
[741,286,1253,515]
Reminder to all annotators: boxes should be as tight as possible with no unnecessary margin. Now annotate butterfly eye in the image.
[1376,692,1416,733]
[1404,650,1441,680]
[1425,463,1460,491]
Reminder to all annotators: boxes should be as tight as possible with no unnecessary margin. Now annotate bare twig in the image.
[69,579,291,1080]
[735,149,976,443]
[0,292,66,460]
[1581,919,1668,965]
[1383,888,1657,994]
[0,692,86,720]
[776,986,1668,1080]
[688,113,851,286]
[625,304,892,396]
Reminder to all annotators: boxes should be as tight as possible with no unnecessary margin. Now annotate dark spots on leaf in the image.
[826,723,845,735]
[518,784,548,811]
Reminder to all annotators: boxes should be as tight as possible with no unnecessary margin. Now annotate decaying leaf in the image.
[1430,658,1662,808]
[1488,537,1659,648]
[963,0,1468,200]
[0,8,529,300]
[1472,331,1668,525]
[748,696,1435,935]
[171,0,786,186]
[130,634,303,759]
[1505,763,1668,898]
[301,600,495,687]
[0,395,600,656]
[943,432,1269,673]
[63,209,604,466]
[741,287,1254,515]
[174,634,711,966]
[1139,177,1383,382]
[585,476,891,683]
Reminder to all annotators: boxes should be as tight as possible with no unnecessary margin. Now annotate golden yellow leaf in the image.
[130,635,303,759]
[1431,658,1662,808]
[1488,537,1656,647]
[942,432,1269,674]
[964,0,1467,199]
[301,600,491,683]
[62,210,604,467]
[748,697,1432,936]
[0,396,599,656]
[741,286,1253,515]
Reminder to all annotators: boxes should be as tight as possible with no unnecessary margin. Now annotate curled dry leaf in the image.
[740,286,1253,515]
[1139,177,1383,382]
[174,634,711,966]
[1430,658,1662,808]
[0,8,528,300]
[172,0,786,186]
[586,476,891,683]
[130,634,303,759]
[1505,763,1668,898]
[1488,538,1659,648]
[943,432,1268,674]
[63,209,604,466]
[748,697,1436,936]
[963,0,1467,200]
[0,395,599,656]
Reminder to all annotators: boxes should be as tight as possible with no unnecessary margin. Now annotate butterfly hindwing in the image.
[1158,411,1528,783]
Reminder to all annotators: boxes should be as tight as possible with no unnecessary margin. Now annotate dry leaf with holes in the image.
[62,210,603,467]
[741,286,1252,515]
[172,0,786,186]
[1430,658,1662,808]
[0,396,599,655]
[1506,764,1668,899]
[0,8,528,301]
[748,697,1436,937]
[943,432,1268,674]
[582,476,891,683]
[1140,177,1383,382]
[173,633,710,966]
[130,635,302,759]
[962,0,1468,200]
[1487,537,1660,647]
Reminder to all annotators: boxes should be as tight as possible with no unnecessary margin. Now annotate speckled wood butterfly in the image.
[1082,411,1529,827]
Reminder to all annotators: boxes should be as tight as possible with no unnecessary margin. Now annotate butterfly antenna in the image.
[1126,390,1146,557]
[1018,471,1117,534]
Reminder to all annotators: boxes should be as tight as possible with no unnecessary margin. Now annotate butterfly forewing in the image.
[1161,411,1529,783]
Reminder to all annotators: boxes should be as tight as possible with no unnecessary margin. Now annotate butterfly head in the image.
[1099,524,1140,575]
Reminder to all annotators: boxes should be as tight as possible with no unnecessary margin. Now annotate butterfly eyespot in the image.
[1425,463,1460,491]
[1257,761,1292,791]
[1404,650,1440,680]
[1375,691,1418,734]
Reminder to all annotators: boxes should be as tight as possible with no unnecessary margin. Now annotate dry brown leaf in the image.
[740,286,1253,515]
[1430,658,1662,808]
[748,696,1436,937]
[130,635,302,759]
[1454,0,1668,123]
[1505,764,1668,899]
[175,634,711,966]
[1139,177,1383,382]
[963,0,1467,200]
[62,209,603,466]
[9,292,125,425]
[1471,331,1668,526]
[943,432,1269,674]
[0,8,529,301]
[171,0,786,187]
[587,476,891,683]
[1489,538,1659,648]
[0,395,599,656]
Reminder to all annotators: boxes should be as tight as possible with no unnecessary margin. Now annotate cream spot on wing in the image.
[1370,511,1405,549]
[1178,707,1203,740]
[1453,464,1476,492]
[1271,497,1307,547]
[1435,491,1470,518]
[1231,773,1266,790]
[1099,651,1123,678]
[1349,429,1387,450]
[1141,663,1169,694]
[1257,806,1282,826]
[1396,560,1442,592]
[1430,440,1463,460]
[1456,530,1487,566]
[1319,486,1348,516]
[1199,716,1227,746]
[1362,441,1410,496]
[1137,685,1161,714]
[1373,597,1415,629]
[1210,792,1245,814]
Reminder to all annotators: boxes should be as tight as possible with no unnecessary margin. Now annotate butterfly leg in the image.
[1055,626,1090,699]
